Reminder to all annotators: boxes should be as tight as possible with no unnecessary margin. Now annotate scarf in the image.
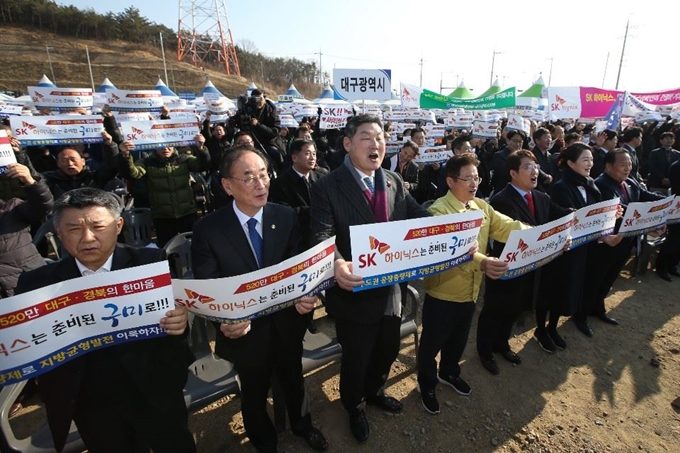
[562,166,601,202]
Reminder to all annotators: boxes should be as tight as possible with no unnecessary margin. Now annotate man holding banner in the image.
[418,154,524,414]
[477,150,572,375]
[191,147,328,453]
[15,188,195,453]
[310,114,430,442]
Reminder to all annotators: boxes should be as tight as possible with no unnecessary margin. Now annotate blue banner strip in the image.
[0,323,166,385]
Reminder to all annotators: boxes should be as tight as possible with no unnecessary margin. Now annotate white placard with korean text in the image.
[617,196,675,236]
[0,261,173,385]
[119,120,200,150]
[505,114,531,136]
[0,130,17,175]
[106,89,164,112]
[319,106,353,129]
[422,124,447,138]
[471,120,499,138]
[9,115,104,147]
[666,196,680,225]
[333,69,392,102]
[499,213,574,279]
[570,198,621,248]
[350,212,483,291]
[28,86,94,109]
[413,148,453,164]
[115,112,152,123]
[0,102,23,118]
[173,237,336,324]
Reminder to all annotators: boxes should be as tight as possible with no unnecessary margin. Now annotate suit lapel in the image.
[262,204,278,268]
[53,257,82,281]
[335,166,375,223]
[385,171,397,219]
[111,245,133,271]
[220,204,259,271]
[506,184,534,224]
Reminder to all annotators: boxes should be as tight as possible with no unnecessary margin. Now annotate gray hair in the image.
[52,188,123,225]
[344,114,384,140]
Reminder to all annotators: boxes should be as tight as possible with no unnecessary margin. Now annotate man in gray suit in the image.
[310,115,430,443]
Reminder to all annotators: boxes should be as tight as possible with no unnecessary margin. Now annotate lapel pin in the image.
[272,224,276,229]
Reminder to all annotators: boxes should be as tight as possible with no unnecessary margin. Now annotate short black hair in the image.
[622,127,642,143]
[344,114,383,139]
[52,188,122,226]
[506,150,536,174]
[558,143,592,169]
[445,154,479,179]
[290,139,315,155]
[451,135,472,151]
[604,148,630,166]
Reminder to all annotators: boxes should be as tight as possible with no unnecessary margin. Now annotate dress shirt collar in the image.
[510,183,530,199]
[76,253,114,276]
[233,199,263,229]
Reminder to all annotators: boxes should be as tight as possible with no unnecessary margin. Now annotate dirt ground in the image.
[189,260,680,453]
[9,259,680,452]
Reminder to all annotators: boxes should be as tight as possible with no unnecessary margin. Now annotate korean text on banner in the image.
[0,261,174,386]
[119,120,200,150]
[172,237,336,324]
[28,86,94,110]
[0,102,24,118]
[9,115,104,147]
[617,196,675,236]
[350,212,483,291]
[333,69,392,102]
[0,130,18,175]
[499,212,574,280]
[570,198,620,248]
[413,147,452,164]
[319,106,353,129]
[106,89,164,112]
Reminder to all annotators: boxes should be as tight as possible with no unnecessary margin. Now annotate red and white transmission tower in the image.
[177,0,240,76]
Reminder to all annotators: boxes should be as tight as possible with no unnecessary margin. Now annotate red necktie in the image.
[620,182,629,203]
[524,192,535,217]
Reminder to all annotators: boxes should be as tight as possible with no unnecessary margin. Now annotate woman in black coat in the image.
[535,143,601,352]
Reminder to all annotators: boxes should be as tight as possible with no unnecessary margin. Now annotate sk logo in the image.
[517,238,529,252]
[132,126,145,135]
[175,288,215,309]
[632,209,641,220]
[369,236,391,254]
[21,121,36,130]
[555,95,566,105]
[403,87,410,96]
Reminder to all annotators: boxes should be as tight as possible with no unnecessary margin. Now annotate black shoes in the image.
[657,269,672,282]
[595,313,619,325]
[419,386,440,414]
[498,350,522,365]
[548,329,567,350]
[438,374,471,395]
[295,427,329,452]
[574,318,593,337]
[480,355,500,375]
[349,412,370,443]
[365,394,403,413]
[534,330,556,353]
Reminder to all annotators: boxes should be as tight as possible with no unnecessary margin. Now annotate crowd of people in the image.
[1,90,680,453]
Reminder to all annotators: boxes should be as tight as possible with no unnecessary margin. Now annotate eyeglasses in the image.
[456,176,482,184]
[235,140,254,146]
[228,172,271,187]
[521,164,540,171]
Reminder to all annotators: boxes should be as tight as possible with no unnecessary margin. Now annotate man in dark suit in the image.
[269,138,328,248]
[382,140,420,195]
[491,130,525,195]
[590,129,618,180]
[191,148,328,453]
[646,131,680,190]
[621,127,644,182]
[531,127,554,193]
[655,159,680,279]
[310,115,430,443]
[583,149,664,329]
[15,188,195,453]
[477,150,571,374]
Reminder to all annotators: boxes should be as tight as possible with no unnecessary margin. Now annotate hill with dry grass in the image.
[0,26,315,100]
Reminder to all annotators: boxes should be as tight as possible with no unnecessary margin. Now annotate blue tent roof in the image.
[36,74,56,87]
[314,85,334,100]
[96,77,116,93]
[200,79,223,96]
[154,77,177,97]
[284,83,305,99]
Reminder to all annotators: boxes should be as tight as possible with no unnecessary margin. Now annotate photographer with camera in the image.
[232,89,286,173]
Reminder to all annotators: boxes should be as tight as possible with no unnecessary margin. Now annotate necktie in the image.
[247,218,263,268]
[364,176,375,195]
[524,192,535,217]
[620,182,629,204]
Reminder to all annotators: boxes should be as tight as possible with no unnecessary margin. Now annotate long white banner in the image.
[172,237,336,323]
[119,120,200,150]
[350,212,483,291]
[667,196,680,225]
[28,86,93,109]
[618,196,675,236]
[570,198,620,247]
[106,89,164,112]
[0,262,173,386]
[9,115,104,146]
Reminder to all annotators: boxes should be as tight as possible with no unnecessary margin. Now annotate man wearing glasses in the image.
[191,147,328,452]
[417,154,525,415]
